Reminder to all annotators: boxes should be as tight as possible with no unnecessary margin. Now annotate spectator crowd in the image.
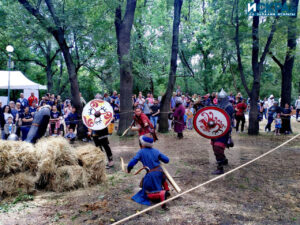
[0,86,297,142]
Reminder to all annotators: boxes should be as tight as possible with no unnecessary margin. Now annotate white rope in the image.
[112,133,300,225]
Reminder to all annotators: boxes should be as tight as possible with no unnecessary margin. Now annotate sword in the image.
[121,120,135,137]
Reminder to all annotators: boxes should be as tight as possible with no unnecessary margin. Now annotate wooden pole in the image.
[161,165,182,193]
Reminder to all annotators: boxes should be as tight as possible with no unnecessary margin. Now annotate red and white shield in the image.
[193,106,231,139]
[82,99,114,130]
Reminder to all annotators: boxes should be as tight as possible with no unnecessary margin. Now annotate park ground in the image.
[0,118,300,225]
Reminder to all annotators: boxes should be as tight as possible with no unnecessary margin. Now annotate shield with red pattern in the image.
[193,106,231,139]
[82,99,114,130]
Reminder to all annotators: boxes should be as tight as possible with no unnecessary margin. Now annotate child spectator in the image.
[4,116,16,140]
[65,128,76,143]
[50,105,61,135]
[65,107,78,131]
[275,113,282,136]
[185,104,194,130]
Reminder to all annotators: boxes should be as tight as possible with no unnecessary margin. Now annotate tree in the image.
[159,0,183,132]
[234,0,279,135]
[270,0,299,107]
[114,0,137,135]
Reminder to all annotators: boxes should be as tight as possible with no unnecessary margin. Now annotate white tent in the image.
[0,70,47,90]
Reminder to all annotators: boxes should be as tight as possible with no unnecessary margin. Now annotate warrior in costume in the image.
[88,127,114,168]
[132,107,157,141]
[211,89,234,175]
[25,105,51,143]
[127,135,170,208]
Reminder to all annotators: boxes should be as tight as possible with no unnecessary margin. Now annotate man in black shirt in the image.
[20,106,33,141]
[150,99,160,129]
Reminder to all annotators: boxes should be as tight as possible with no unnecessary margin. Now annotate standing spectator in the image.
[103,93,111,104]
[181,95,187,107]
[4,116,16,139]
[263,97,269,119]
[258,101,264,122]
[134,93,145,110]
[39,96,46,106]
[173,100,185,139]
[111,91,120,121]
[28,92,38,107]
[176,85,181,95]
[64,100,72,119]
[267,95,275,108]
[79,92,86,107]
[281,103,292,134]
[15,102,23,137]
[170,92,177,110]
[17,93,29,109]
[235,99,247,133]
[9,101,19,123]
[213,93,218,105]
[150,99,160,129]
[295,96,300,120]
[265,102,281,132]
[15,102,24,115]
[29,101,38,116]
[65,107,78,131]
[143,99,152,119]
[20,106,33,141]
[146,93,154,105]
[228,92,235,103]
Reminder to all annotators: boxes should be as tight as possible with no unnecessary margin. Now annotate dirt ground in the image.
[0,118,300,225]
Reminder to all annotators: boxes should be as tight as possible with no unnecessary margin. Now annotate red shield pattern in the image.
[193,106,231,139]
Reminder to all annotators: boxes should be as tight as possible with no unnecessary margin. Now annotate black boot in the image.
[212,165,224,175]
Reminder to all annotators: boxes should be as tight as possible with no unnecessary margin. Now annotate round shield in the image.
[82,99,114,130]
[193,106,231,139]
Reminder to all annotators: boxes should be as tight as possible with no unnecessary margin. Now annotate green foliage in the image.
[0,0,299,101]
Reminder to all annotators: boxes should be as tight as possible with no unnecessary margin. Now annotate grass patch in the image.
[0,192,34,213]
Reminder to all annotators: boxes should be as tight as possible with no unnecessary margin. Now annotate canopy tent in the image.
[0,71,47,90]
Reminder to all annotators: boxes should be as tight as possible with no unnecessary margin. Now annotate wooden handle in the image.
[161,165,182,193]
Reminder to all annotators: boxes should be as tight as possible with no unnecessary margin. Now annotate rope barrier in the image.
[112,133,300,225]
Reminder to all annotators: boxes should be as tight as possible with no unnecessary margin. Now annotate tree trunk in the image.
[280,0,299,107]
[46,64,53,93]
[115,0,137,136]
[18,0,84,138]
[248,1,260,135]
[159,0,183,133]
[234,0,278,135]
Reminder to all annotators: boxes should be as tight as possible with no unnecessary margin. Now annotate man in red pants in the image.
[127,135,170,209]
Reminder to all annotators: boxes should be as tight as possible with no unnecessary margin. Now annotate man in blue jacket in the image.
[127,135,170,208]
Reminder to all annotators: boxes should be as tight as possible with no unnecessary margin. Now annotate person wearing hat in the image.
[127,135,170,209]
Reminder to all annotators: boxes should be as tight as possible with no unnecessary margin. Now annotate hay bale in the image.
[75,145,106,185]
[0,172,37,197]
[51,166,89,192]
[0,140,23,177]
[13,142,38,174]
[35,137,79,188]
